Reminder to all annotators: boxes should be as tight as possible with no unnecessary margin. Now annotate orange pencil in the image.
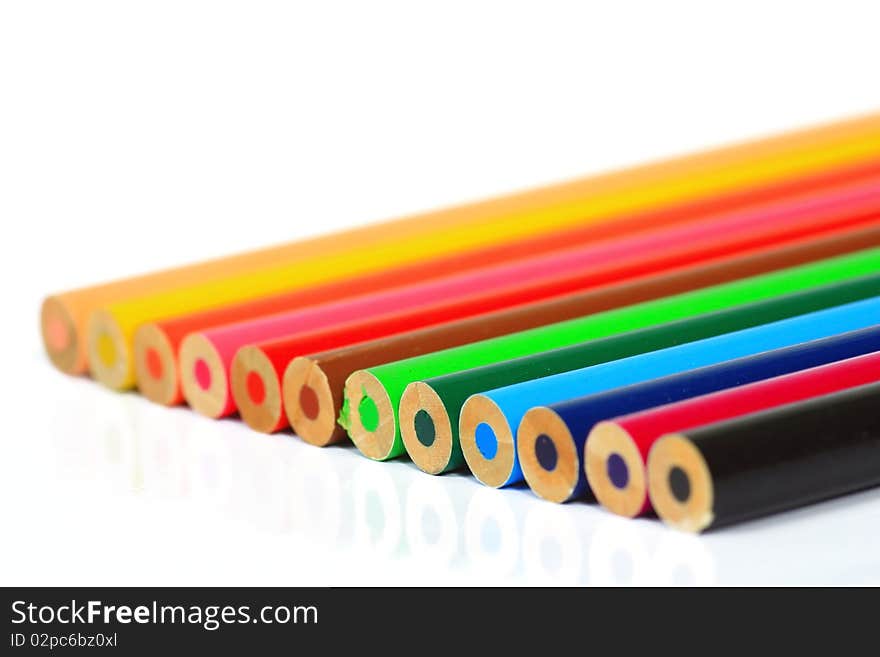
[42,112,880,378]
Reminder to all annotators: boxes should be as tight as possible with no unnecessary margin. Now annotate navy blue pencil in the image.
[516,324,880,504]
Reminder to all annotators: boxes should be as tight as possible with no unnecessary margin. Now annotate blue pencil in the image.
[459,295,880,488]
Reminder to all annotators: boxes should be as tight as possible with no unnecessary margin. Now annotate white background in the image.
[2,1,880,586]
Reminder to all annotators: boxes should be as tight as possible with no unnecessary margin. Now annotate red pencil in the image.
[589,351,880,520]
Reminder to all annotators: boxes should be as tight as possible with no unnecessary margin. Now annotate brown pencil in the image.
[281,221,880,447]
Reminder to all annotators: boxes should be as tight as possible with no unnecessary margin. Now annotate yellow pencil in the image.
[56,111,880,389]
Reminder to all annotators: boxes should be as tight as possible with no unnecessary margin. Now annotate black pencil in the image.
[648,381,880,532]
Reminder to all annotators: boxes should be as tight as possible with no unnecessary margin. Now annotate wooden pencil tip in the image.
[283,357,339,447]
[460,394,516,488]
[343,370,397,461]
[179,332,230,418]
[518,406,580,503]
[585,421,649,519]
[40,295,83,375]
[229,345,287,433]
[647,433,715,533]
[400,382,454,475]
[231,345,284,434]
[87,309,133,390]
[133,323,180,405]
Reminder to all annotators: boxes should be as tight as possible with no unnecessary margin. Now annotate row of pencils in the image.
[43,112,880,533]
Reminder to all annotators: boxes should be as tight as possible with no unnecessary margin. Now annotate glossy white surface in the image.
[3,0,880,586]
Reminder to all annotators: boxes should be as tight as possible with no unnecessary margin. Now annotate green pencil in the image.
[338,247,880,465]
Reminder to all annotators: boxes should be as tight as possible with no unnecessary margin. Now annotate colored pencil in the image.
[647,382,880,532]
[459,293,880,488]
[178,178,880,419]
[343,248,880,465]
[519,325,880,504]
[133,161,880,405]
[137,202,698,406]
[70,113,880,387]
[284,224,880,447]
[591,349,880,520]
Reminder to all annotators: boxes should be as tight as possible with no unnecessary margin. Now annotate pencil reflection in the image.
[463,488,519,578]
[184,419,235,515]
[234,434,293,534]
[587,516,651,586]
[287,445,348,545]
[48,378,110,477]
[701,488,880,585]
[352,460,405,558]
[405,476,460,565]
[522,502,586,585]
[93,392,143,494]
[131,401,191,500]
[44,382,728,584]
[650,531,716,586]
